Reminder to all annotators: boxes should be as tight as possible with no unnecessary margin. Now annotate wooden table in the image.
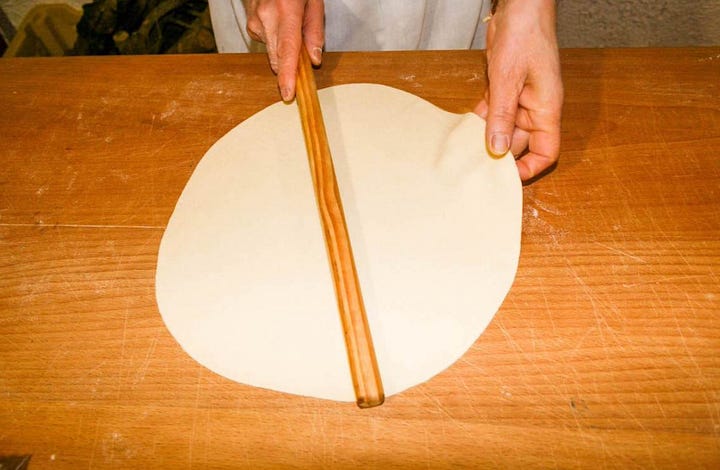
[1,48,719,468]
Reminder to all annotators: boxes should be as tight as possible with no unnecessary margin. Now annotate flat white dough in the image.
[156,84,521,402]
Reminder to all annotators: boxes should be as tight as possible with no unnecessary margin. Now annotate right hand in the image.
[243,0,325,101]
[474,0,563,181]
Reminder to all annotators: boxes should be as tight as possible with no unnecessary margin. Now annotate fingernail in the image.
[280,86,292,102]
[311,47,323,64]
[490,134,510,155]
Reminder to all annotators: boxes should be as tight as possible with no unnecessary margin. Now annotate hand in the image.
[475,0,564,181]
[243,0,325,101]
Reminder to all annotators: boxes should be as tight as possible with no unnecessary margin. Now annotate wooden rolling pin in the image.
[294,47,385,408]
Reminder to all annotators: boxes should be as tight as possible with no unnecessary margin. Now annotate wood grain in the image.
[294,47,384,408]
[1,49,719,468]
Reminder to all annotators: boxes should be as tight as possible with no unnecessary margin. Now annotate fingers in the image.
[304,0,324,65]
[245,0,266,42]
[245,1,325,101]
[510,127,530,156]
[477,83,560,181]
[276,2,304,101]
[516,114,561,180]
[246,1,281,72]
[513,76,563,180]
[473,98,488,120]
[516,150,556,181]
[475,99,529,157]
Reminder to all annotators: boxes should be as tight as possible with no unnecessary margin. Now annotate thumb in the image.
[485,73,521,156]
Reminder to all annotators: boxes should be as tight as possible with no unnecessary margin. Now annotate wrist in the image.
[495,0,556,13]
[492,0,557,34]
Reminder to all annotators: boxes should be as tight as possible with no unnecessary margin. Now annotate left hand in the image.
[242,0,325,101]
[475,0,564,181]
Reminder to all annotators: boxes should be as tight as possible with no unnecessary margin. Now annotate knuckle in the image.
[246,22,263,40]
[275,0,298,15]
[255,2,276,19]
[489,106,516,125]
[277,37,299,58]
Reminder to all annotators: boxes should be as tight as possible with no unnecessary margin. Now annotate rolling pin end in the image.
[356,393,385,409]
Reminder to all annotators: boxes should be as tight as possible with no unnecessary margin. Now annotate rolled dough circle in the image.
[156,84,521,401]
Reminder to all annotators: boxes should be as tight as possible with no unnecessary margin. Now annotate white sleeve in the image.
[208,0,260,53]
[325,0,490,51]
[209,0,489,53]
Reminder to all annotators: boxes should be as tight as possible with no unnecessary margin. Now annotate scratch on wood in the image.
[453,372,480,414]
[88,416,102,468]
[188,368,204,466]
[133,337,157,385]
[416,385,474,437]
[672,305,703,380]
[621,274,706,289]
[0,223,164,230]
[653,394,668,419]
[565,260,623,354]
[116,305,130,401]
[593,241,647,264]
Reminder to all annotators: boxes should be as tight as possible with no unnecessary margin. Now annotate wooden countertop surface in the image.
[1,48,719,468]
